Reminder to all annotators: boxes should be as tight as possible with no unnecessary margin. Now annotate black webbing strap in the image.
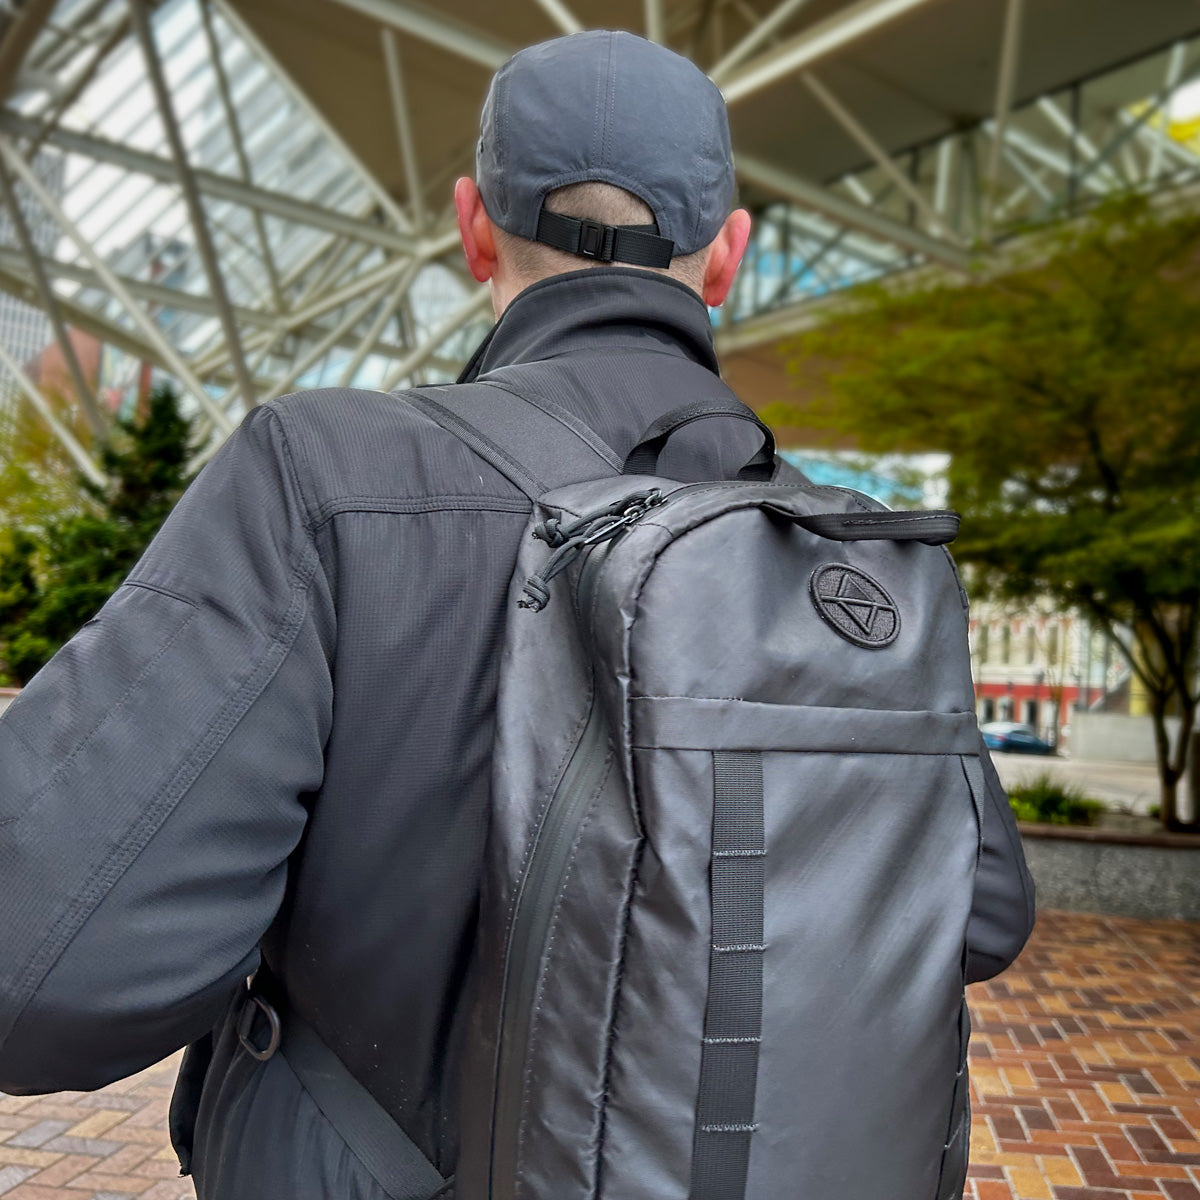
[535,209,674,268]
[397,386,621,499]
[270,995,451,1200]
[400,390,547,501]
[690,751,765,1200]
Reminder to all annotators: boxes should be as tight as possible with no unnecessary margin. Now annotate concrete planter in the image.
[0,687,17,715]
[1018,821,1200,921]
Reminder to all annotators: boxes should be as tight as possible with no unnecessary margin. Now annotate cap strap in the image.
[535,210,674,268]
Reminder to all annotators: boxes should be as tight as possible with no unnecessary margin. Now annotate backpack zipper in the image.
[489,475,883,1195]
[489,535,620,1199]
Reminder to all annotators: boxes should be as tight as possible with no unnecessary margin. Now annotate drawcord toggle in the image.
[520,489,666,612]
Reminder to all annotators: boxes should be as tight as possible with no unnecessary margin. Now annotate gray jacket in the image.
[0,268,1034,1198]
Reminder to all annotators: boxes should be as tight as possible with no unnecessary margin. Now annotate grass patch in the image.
[1008,773,1105,826]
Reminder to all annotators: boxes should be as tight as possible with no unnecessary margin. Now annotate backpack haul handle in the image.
[623,400,776,481]
[765,505,961,546]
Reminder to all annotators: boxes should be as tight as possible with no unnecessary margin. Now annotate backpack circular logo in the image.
[809,563,900,649]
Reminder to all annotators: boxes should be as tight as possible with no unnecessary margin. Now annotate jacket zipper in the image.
[489,538,617,1199]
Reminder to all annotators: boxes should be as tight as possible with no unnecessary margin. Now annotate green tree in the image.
[0,381,194,686]
[767,196,1200,831]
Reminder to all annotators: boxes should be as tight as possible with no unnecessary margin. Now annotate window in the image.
[1025,626,1037,666]
[1047,624,1059,665]
[977,625,990,661]
[1000,625,1011,665]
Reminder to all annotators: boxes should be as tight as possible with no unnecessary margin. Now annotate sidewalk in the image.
[966,910,1200,1199]
[991,752,1165,816]
[0,1054,192,1199]
[0,909,1196,1199]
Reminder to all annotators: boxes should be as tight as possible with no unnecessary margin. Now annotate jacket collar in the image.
[457,267,720,382]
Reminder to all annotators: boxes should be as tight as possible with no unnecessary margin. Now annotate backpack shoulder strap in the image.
[397,382,620,500]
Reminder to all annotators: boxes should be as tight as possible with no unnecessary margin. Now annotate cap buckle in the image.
[577,218,615,262]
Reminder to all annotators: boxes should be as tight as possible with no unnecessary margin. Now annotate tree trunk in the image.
[1151,694,1199,832]
[1167,699,1198,833]
[1149,695,1181,829]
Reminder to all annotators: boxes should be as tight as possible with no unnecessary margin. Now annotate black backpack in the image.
[397,385,995,1200]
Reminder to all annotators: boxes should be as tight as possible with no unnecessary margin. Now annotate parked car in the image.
[980,721,1057,755]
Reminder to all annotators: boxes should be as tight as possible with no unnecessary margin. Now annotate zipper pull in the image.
[519,489,666,612]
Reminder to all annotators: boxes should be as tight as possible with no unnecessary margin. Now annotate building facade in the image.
[969,602,1128,744]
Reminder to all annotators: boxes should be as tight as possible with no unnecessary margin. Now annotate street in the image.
[991,752,1165,816]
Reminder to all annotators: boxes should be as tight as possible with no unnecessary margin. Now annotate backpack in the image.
[399,384,983,1200]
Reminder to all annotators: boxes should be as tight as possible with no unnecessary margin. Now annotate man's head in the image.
[455,30,751,316]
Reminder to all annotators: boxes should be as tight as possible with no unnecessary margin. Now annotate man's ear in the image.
[701,208,752,308]
[455,177,498,284]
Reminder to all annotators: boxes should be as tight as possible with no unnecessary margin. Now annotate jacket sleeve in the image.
[0,404,334,1094]
[964,741,1036,983]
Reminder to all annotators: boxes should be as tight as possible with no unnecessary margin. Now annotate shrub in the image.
[1008,774,1105,826]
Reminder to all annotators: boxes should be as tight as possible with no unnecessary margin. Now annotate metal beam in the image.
[802,70,960,243]
[214,0,410,231]
[1151,42,1188,182]
[720,0,944,106]
[337,258,422,385]
[130,0,257,409]
[258,278,396,404]
[1034,97,1121,189]
[282,227,458,330]
[710,0,816,84]
[24,15,130,162]
[0,109,421,254]
[0,248,284,329]
[199,0,284,310]
[381,288,491,390]
[984,0,1025,237]
[0,157,105,437]
[0,262,175,372]
[735,153,974,271]
[645,0,665,44]
[0,137,237,435]
[534,0,583,35]
[0,339,106,488]
[0,0,57,102]
[323,0,511,71]
[381,28,426,229]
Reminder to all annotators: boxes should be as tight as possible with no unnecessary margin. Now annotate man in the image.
[0,29,1033,1199]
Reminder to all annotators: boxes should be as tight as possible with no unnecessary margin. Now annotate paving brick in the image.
[0,1169,37,1197]
[4,1123,71,1150]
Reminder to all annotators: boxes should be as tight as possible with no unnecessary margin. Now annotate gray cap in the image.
[476,30,735,260]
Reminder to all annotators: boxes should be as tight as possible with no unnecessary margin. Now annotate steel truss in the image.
[0,0,1197,479]
[725,21,1200,334]
[0,0,492,479]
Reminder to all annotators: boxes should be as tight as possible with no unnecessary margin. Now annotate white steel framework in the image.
[0,0,1197,479]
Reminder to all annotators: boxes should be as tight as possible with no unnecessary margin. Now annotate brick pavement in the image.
[966,910,1200,1200]
[0,1053,192,1199]
[0,908,1196,1199]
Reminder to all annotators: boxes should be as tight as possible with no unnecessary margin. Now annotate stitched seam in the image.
[514,750,614,1184]
[266,407,318,535]
[591,834,645,1199]
[0,601,199,831]
[9,546,319,1030]
[313,496,531,529]
[123,580,199,608]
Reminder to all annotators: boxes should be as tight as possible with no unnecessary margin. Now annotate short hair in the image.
[494,181,710,294]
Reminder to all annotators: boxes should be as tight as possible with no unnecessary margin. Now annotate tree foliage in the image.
[0,381,194,686]
[767,196,1200,829]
